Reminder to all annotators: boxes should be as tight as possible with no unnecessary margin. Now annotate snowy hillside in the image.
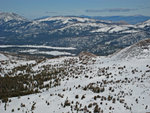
[38,16,96,23]
[0,39,150,113]
[137,19,150,28]
[111,38,150,60]
[0,12,27,22]
[0,53,9,61]
[38,16,137,34]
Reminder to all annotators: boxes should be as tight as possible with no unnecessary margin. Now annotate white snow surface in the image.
[0,12,26,22]
[137,19,150,28]
[0,45,76,50]
[20,49,74,56]
[38,16,95,24]
[111,39,150,60]
[0,53,9,61]
[91,25,137,33]
[109,25,129,33]
[91,26,112,32]
[0,40,150,113]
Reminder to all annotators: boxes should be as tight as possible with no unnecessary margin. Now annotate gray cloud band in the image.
[85,8,138,13]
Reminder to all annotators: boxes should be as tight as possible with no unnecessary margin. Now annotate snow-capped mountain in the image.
[80,15,150,24]
[0,12,27,22]
[0,38,150,113]
[0,12,150,56]
[38,16,96,23]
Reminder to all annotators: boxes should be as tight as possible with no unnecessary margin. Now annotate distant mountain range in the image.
[36,15,150,24]
[0,12,150,112]
[80,15,150,24]
[0,12,150,56]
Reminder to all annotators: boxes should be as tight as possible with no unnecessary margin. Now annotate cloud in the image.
[85,8,138,13]
[45,11,58,14]
[45,10,83,16]
[141,6,150,9]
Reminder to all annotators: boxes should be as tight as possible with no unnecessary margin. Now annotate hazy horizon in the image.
[0,0,150,19]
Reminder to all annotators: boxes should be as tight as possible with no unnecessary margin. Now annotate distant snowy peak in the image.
[37,16,113,24]
[112,38,150,60]
[0,12,27,22]
[38,16,93,22]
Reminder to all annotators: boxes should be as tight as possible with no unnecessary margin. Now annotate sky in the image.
[0,0,150,19]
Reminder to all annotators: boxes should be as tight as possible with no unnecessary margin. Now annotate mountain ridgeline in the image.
[0,12,150,56]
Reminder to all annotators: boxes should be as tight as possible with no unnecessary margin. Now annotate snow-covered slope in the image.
[91,25,138,33]
[137,19,150,28]
[38,16,94,23]
[37,16,113,24]
[0,39,150,113]
[0,12,27,22]
[0,53,9,61]
[111,38,150,60]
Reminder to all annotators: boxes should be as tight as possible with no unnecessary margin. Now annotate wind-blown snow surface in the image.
[0,40,150,113]
[0,53,9,61]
